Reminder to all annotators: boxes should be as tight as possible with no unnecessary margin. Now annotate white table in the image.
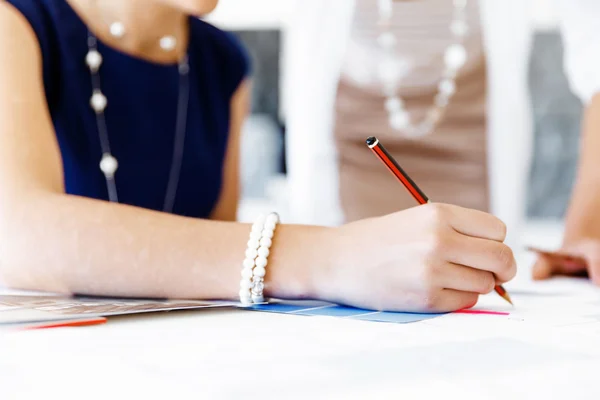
[2,221,600,400]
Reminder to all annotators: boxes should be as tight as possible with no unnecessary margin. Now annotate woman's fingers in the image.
[443,204,507,242]
[531,256,555,280]
[427,289,479,313]
[532,241,600,285]
[437,262,497,294]
[443,233,517,283]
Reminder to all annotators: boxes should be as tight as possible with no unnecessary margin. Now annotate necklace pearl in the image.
[438,79,457,97]
[90,90,107,113]
[389,111,410,131]
[378,58,403,85]
[99,153,119,178]
[385,96,403,113]
[435,93,450,108]
[85,50,103,72]
[444,44,467,70]
[159,36,177,51]
[109,22,126,38]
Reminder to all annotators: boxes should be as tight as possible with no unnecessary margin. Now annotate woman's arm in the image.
[532,94,600,283]
[553,0,600,242]
[563,95,600,242]
[0,2,321,300]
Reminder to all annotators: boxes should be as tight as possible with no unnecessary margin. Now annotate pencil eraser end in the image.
[366,137,378,147]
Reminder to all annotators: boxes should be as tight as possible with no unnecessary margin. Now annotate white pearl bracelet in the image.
[239,212,279,305]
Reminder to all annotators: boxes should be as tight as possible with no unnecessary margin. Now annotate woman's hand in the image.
[313,203,517,313]
[532,239,600,284]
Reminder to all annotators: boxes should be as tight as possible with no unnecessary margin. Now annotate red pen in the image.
[366,136,513,306]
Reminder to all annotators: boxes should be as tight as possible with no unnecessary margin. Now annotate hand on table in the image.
[532,239,600,284]
[316,203,517,313]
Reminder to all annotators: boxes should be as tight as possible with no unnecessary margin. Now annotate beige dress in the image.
[335,0,488,222]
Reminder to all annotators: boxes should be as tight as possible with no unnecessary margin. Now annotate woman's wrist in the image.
[564,196,600,244]
[261,223,336,301]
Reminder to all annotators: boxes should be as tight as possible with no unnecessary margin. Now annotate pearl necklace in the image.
[85,28,190,213]
[377,0,470,138]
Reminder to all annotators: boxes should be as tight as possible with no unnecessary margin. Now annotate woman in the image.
[0,0,515,312]
[285,0,600,283]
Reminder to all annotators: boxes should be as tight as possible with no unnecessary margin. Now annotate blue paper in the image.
[297,305,374,317]
[353,311,443,323]
[249,301,446,324]
[249,303,309,313]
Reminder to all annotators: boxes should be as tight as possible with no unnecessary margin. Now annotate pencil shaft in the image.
[369,140,429,204]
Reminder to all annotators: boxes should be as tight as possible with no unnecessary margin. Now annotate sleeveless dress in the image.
[6,0,249,218]
[335,0,488,221]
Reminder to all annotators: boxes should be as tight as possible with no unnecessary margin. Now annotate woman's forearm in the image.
[0,191,328,300]
[564,94,600,240]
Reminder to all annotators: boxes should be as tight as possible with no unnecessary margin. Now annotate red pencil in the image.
[19,317,107,331]
[366,136,513,306]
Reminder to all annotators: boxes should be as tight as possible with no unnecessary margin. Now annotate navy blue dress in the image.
[7,0,249,218]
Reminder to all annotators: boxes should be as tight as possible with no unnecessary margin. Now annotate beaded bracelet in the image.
[239,212,279,305]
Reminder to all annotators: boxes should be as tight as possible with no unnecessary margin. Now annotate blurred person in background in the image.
[285,0,600,282]
[0,0,517,313]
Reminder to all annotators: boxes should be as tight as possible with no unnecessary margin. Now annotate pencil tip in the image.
[503,293,514,306]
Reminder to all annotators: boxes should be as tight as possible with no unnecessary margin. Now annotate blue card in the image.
[248,301,445,324]
[297,305,374,317]
[249,303,310,313]
[352,311,444,323]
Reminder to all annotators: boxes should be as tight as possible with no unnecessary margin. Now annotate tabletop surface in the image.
[2,221,600,400]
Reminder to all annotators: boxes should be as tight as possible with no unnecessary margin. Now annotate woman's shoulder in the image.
[189,18,251,96]
[3,0,55,40]
[191,18,249,65]
[2,0,59,99]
